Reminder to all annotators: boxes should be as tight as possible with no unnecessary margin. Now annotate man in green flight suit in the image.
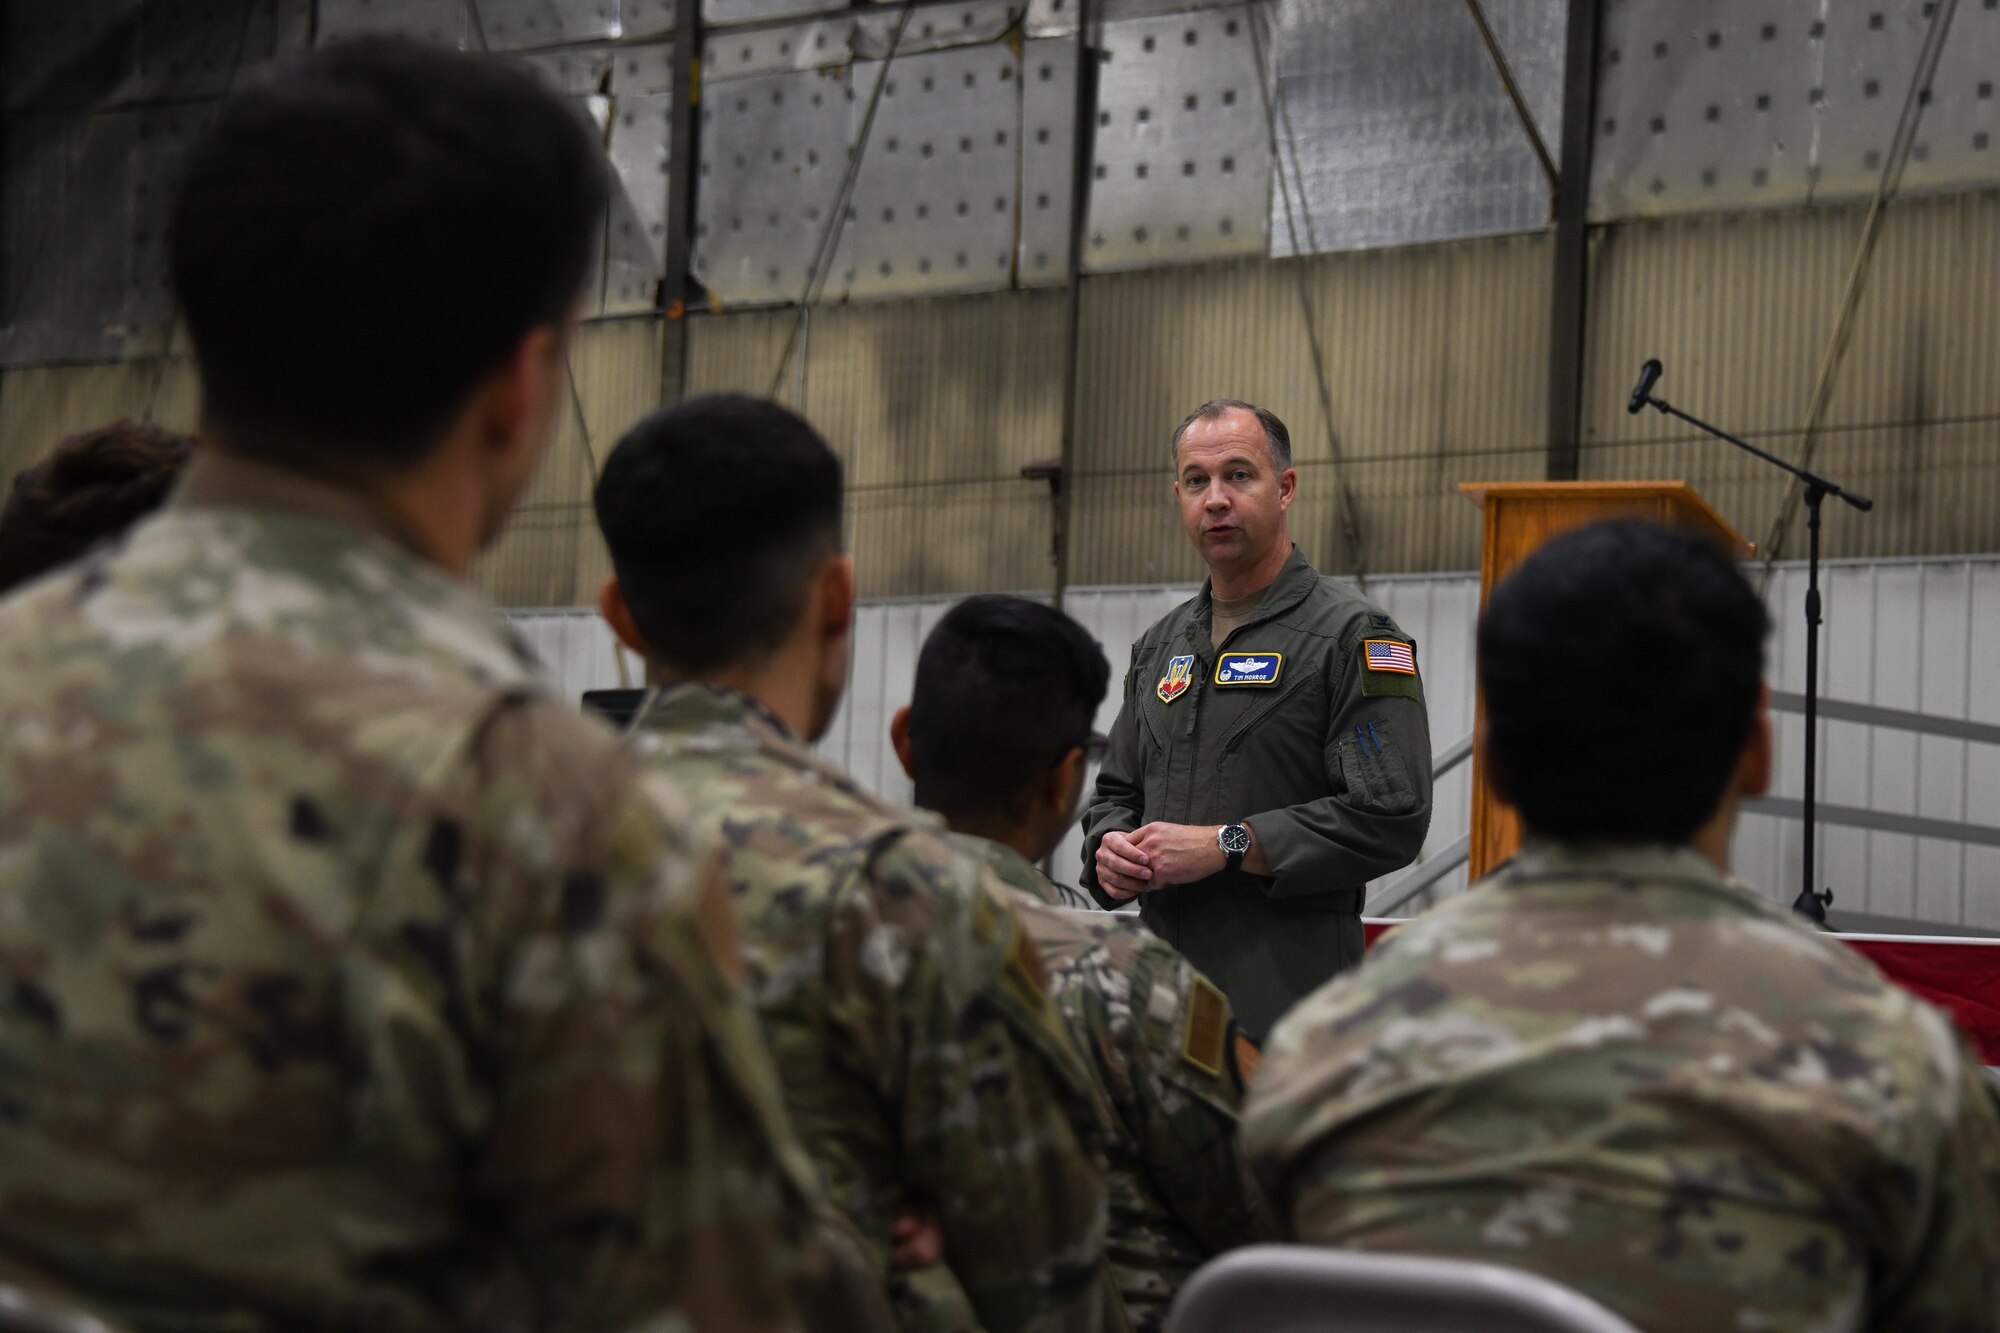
[593,395,1117,1333]
[1080,400,1433,1039]
[1245,520,2000,1331]
[889,595,1271,1333]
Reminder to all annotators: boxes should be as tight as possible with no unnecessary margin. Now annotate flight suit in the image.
[1080,546,1433,1040]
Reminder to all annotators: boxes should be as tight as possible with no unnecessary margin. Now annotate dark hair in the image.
[595,394,844,672]
[0,422,195,594]
[169,37,609,462]
[1170,399,1294,472]
[1478,519,1770,844]
[907,595,1111,822]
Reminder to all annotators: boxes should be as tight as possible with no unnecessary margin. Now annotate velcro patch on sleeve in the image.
[1006,921,1048,997]
[1181,976,1228,1077]
[1231,1029,1262,1091]
[1358,637,1423,700]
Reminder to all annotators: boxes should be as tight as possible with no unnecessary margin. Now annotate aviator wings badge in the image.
[1157,654,1195,704]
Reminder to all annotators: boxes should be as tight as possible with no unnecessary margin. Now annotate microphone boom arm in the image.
[1632,384,1873,513]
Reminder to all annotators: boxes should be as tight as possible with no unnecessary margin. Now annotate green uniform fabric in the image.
[627,685,1117,1333]
[0,454,832,1333]
[1080,546,1433,1040]
[960,837,1271,1333]
[1244,840,2000,1333]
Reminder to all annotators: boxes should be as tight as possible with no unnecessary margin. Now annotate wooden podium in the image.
[1460,481,1753,880]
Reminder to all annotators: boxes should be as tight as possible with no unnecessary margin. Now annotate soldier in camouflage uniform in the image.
[593,397,1115,1333]
[0,42,847,1332]
[890,595,1273,1333]
[1245,520,2000,1332]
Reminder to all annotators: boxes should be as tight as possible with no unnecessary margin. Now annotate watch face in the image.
[1220,824,1252,855]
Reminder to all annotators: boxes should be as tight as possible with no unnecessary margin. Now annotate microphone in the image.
[1627,359,1662,414]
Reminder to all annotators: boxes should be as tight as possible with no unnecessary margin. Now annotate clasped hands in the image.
[1094,823,1230,900]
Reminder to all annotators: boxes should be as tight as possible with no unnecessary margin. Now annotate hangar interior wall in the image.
[5,0,2000,604]
[7,182,2000,605]
[511,551,2000,934]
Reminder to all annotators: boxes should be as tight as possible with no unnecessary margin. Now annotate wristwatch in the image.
[1217,823,1252,873]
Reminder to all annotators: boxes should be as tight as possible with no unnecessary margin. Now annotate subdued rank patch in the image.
[1157,653,1195,704]
[1182,975,1228,1076]
[1213,651,1283,687]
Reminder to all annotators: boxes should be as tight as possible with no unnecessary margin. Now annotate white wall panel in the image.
[511,554,2000,929]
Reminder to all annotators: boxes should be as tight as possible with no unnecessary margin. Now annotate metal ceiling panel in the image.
[125,105,217,354]
[1084,5,1268,272]
[1018,37,1078,284]
[519,39,674,95]
[133,0,312,103]
[829,43,1022,299]
[622,0,680,38]
[0,113,135,365]
[1024,0,1237,39]
[704,0,849,30]
[316,0,466,46]
[1268,0,1562,257]
[691,67,853,304]
[604,89,674,311]
[703,17,854,80]
[702,0,1021,82]
[4,0,138,110]
[471,0,621,50]
[849,0,1021,57]
[1590,0,2000,223]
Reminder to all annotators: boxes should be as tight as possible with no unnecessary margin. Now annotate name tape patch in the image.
[1181,976,1229,1077]
[1214,651,1283,687]
[1363,639,1417,675]
[1157,654,1195,704]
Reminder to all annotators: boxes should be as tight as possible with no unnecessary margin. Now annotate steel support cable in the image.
[1247,0,1368,583]
[1463,0,1558,196]
[766,0,921,401]
[1758,0,1960,580]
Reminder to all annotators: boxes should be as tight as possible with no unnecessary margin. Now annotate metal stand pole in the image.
[1796,486,1831,922]
[1626,359,1867,924]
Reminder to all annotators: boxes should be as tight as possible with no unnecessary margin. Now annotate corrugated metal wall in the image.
[685,288,1071,598]
[1583,188,2000,562]
[511,553,2000,931]
[5,186,1998,603]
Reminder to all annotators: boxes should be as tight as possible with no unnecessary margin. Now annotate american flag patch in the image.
[1364,639,1417,675]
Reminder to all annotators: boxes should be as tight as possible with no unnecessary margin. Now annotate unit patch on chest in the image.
[1157,653,1195,703]
[1213,652,1282,687]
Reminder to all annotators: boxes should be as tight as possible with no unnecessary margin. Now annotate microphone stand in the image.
[1628,360,1873,924]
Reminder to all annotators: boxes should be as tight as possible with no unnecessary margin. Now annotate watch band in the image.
[1219,823,1249,873]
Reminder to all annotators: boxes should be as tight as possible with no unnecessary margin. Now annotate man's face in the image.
[1173,408,1295,576]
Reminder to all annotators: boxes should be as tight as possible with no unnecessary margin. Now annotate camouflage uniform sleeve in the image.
[1870,1025,2000,1325]
[1118,943,1274,1254]
[849,831,1112,1333]
[370,697,824,1331]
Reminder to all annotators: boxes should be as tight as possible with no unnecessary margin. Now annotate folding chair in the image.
[0,1283,123,1333]
[1165,1245,1640,1333]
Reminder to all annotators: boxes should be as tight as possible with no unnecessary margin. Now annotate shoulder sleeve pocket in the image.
[1334,714,1420,815]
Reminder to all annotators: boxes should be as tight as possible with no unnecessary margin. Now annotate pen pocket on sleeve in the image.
[1337,716,1419,815]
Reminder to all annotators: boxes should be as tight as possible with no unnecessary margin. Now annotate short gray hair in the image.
[1169,399,1294,472]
